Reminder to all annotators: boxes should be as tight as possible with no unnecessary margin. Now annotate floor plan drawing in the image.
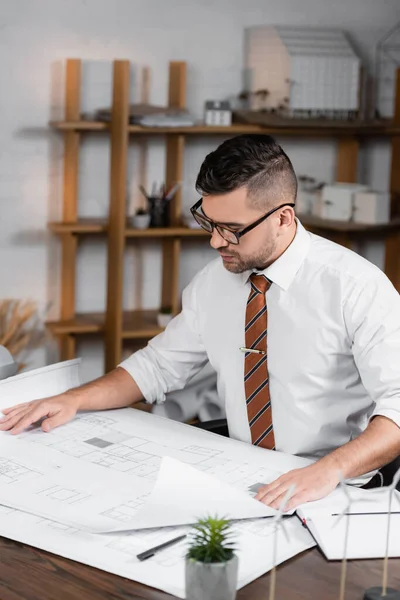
[37,485,91,505]
[0,407,313,533]
[0,458,42,485]
[0,378,316,598]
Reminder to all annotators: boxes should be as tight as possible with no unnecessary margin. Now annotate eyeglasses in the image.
[190,199,295,245]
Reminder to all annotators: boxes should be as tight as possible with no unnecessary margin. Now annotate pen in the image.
[139,185,149,201]
[331,511,400,516]
[165,182,181,201]
[136,534,187,561]
[239,347,266,355]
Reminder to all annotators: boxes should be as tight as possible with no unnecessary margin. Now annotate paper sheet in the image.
[101,456,281,532]
[0,503,315,598]
[304,513,400,559]
[0,358,81,402]
[0,372,313,532]
[0,360,316,596]
[0,436,285,532]
[297,486,400,559]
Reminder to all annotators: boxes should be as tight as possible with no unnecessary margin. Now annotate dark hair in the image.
[195,134,297,208]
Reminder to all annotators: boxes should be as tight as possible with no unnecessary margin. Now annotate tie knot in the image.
[250,274,271,294]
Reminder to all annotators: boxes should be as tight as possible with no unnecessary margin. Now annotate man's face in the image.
[201,187,281,274]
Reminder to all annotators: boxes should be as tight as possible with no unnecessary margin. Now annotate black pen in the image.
[331,511,400,516]
[136,534,187,561]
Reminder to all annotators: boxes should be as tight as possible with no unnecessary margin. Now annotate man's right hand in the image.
[0,394,80,435]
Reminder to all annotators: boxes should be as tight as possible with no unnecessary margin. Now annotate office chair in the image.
[193,418,400,490]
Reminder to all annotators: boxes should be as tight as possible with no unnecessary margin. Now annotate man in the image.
[1,134,400,510]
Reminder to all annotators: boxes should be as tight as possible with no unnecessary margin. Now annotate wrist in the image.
[65,388,84,412]
[315,453,343,484]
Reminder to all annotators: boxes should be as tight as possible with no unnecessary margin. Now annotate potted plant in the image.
[157,305,173,328]
[185,516,238,600]
[131,207,150,229]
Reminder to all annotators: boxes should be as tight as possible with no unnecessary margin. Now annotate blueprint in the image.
[0,409,311,530]
[0,502,314,598]
[0,360,316,596]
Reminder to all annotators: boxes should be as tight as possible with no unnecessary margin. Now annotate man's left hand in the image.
[255,462,340,511]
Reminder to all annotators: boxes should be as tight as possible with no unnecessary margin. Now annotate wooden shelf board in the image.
[125,226,209,238]
[50,121,109,131]
[46,310,166,338]
[48,218,108,234]
[299,214,400,234]
[50,121,400,137]
[122,310,163,339]
[46,313,105,335]
[48,215,400,239]
[48,220,210,238]
[128,123,400,137]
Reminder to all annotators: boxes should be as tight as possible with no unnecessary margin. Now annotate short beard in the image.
[220,240,278,274]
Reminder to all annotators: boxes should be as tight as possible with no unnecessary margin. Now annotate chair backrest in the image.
[380,456,400,490]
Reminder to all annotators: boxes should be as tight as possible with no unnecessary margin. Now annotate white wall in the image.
[0,0,398,381]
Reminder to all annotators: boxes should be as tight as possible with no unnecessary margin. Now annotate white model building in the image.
[244,26,361,118]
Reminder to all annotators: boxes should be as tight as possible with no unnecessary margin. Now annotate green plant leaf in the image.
[186,515,236,564]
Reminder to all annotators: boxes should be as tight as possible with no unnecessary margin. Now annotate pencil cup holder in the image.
[149,197,170,228]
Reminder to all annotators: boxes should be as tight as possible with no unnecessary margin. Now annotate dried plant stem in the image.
[0,299,45,368]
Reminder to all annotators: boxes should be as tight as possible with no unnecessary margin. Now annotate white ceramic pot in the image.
[131,213,151,229]
[157,313,173,328]
[185,555,238,600]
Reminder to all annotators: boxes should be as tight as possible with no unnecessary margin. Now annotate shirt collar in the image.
[239,218,311,291]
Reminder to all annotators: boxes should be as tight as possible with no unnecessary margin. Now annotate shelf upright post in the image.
[161,62,186,316]
[332,136,360,249]
[105,60,130,371]
[60,59,81,360]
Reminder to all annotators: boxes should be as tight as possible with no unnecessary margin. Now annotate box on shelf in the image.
[204,101,232,126]
[314,183,369,221]
[353,191,390,225]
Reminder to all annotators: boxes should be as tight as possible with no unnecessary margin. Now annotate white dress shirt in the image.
[120,219,400,479]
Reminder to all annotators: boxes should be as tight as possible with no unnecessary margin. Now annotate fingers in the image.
[41,411,71,432]
[258,486,294,510]
[0,402,30,417]
[0,407,33,431]
[256,474,300,510]
[0,405,29,424]
[2,404,52,435]
[285,493,306,512]
[255,476,286,502]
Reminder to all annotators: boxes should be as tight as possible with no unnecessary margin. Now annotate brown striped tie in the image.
[244,274,275,450]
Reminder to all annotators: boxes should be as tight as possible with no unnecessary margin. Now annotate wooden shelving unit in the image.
[50,121,400,137]
[48,59,400,373]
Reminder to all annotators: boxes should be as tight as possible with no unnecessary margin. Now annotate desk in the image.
[1,537,399,600]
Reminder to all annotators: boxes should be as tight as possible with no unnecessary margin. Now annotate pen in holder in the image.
[149,196,170,228]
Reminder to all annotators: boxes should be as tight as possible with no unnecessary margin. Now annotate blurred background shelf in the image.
[298,214,400,236]
[50,121,400,137]
[47,309,163,339]
[50,121,109,131]
[48,220,210,237]
[48,58,400,374]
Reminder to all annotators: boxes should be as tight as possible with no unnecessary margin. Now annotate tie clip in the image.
[239,347,266,355]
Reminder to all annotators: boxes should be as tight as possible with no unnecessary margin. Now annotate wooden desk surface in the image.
[1,536,399,600]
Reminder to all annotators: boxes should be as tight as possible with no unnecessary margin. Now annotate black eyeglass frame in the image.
[190,199,295,244]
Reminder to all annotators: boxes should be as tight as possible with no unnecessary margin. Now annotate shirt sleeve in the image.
[118,269,209,405]
[344,271,400,428]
